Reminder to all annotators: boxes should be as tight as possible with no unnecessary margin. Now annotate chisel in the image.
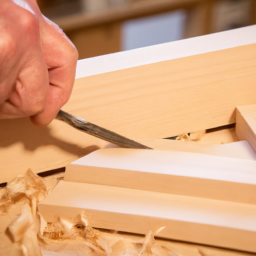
[55,110,151,149]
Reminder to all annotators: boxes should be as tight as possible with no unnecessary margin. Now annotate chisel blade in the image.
[55,110,152,149]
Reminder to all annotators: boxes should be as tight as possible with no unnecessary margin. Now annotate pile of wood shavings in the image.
[39,218,186,256]
[0,170,202,256]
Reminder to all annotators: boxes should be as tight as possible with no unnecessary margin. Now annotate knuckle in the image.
[26,98,45,116]
[60,91,71,106]
[20,11,39,34]
[70,47,79,62]
[0,33,18,59]
[58,89,71,107]
[62,43,79,66]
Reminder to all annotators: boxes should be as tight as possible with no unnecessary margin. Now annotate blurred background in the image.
[37,0,256,59]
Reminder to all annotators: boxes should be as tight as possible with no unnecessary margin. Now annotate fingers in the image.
[31,17,78,126]
[0,57,49,119]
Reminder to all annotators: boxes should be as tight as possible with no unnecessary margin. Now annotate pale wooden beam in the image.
[236,105,256,153]
[38,180,256,253]
[0,129,245,184]
[65,148,256,204]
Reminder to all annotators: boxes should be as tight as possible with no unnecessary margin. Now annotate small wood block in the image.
[38,181,256,253]
[65,148,256,204]
[236,105,256,153]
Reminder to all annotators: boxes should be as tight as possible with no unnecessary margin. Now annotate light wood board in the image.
[67,42,256,139]
[0,129,250,184]
[38,181,256,253]
[0,127,251,184]
[1,26,256,182]
[236,105,256,153]
[65,148,256,204]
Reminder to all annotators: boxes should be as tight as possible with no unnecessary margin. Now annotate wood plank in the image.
[65,148,256,204]
[1,27,256,182]
[75,25,256,79]
[0,123,252,184]
[236,105,256,153]
[38,181,256,253]
[69,42,256,139]
[0,125,251,184]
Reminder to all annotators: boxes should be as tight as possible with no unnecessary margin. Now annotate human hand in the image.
[0,0,78,126]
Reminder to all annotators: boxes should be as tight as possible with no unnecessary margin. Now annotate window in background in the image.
[121,10,186,51]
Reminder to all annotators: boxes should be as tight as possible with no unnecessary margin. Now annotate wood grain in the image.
[0,123,245,184]
[65,148,256,204]
[66,43,256,139]
[38,181,256,253]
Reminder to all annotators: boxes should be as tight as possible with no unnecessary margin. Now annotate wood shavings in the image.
[0,187,12,214]
[190,131,206,141]
[6,169,48,202]
[1,169,50,256]
[137,227,174,256]
[111,239,139,256]
[176,131,206,142]
[40,219,191,256]
[7,203,42,256]
[1,169,202,256]
[176,134,191,142]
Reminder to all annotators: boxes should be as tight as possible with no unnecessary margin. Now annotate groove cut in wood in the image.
[140,139,256,160]
[236,105,256,154]
[38,181,256,253]
[65,148,256,204]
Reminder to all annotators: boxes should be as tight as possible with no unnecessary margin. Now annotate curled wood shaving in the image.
[40,220,186,256]
[6,169,48,202]
[176,134,191,142]
[176,130,206,142]
[0,187,12,214]
[7,203,42,256]
[3,169,49,256]
[189,131,206,141]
